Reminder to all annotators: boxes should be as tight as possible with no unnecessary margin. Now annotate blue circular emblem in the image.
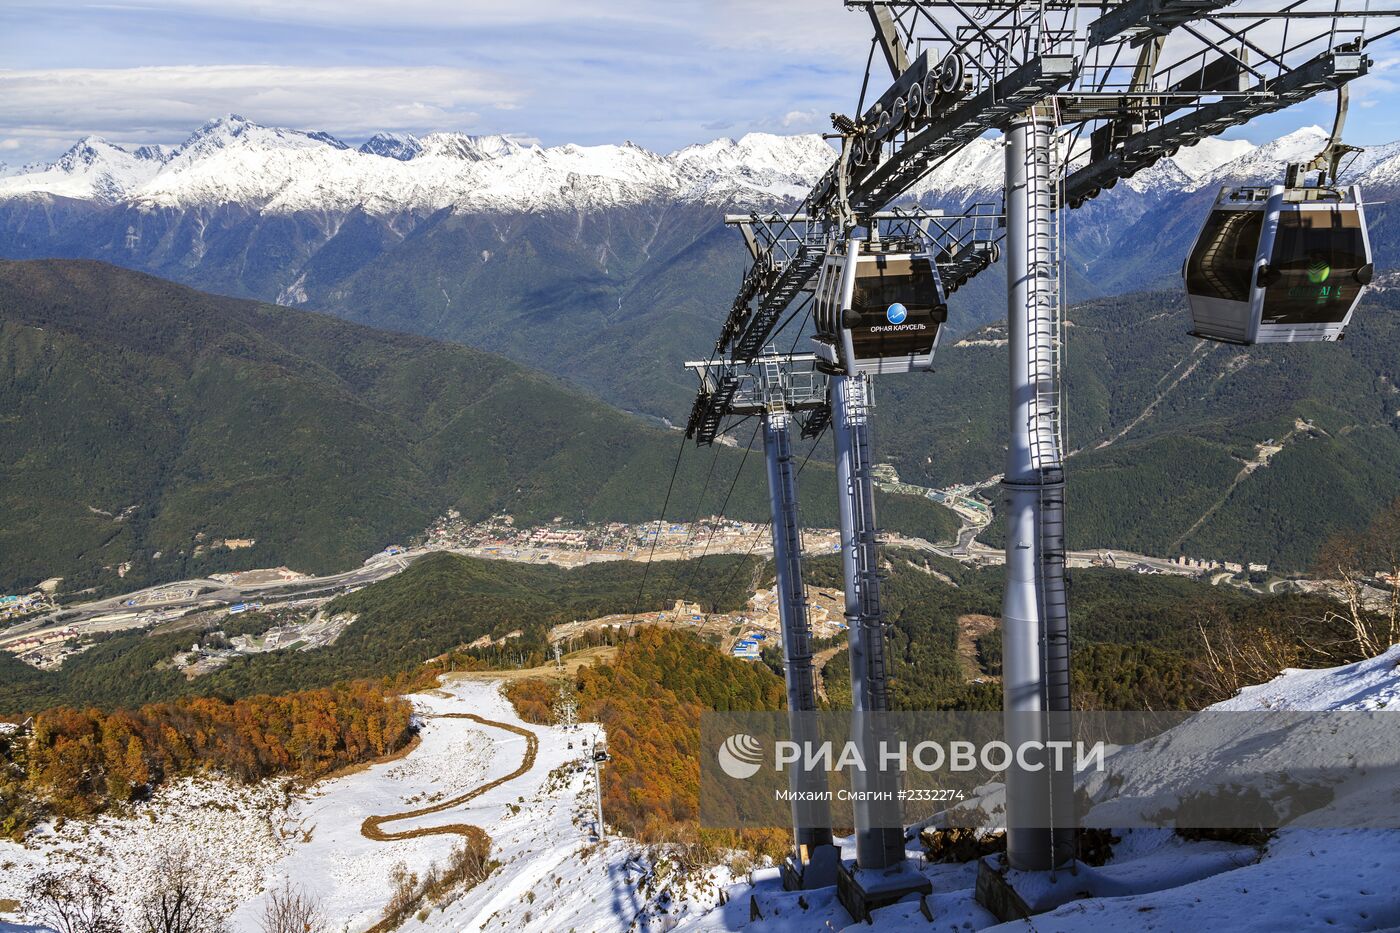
[886,302,908,324]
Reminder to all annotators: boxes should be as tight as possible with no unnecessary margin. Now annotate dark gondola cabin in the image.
[813,236,948,375]
[1184,183,1373,344]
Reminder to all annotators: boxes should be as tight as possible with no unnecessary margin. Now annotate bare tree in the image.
[1316,498,1400,660]
[258,880,326,933]
[23,868,123,933]
[1196,618,1302,701]
[135,844,231,933]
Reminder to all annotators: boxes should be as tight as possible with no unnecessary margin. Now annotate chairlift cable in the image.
[713,424,828,604]
[630,429,690,620]
[663,437,728,596]
[674,421,763,602]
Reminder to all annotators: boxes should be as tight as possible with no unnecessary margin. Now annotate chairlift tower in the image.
[690,1,1393,915]
[820,0,1391,884]
[1002,108,1077,872]
[686,349,841,888]
[829,371,912,871]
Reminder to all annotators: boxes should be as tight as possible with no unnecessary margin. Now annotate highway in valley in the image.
[0,491,1256,668]
[0,551,417,653]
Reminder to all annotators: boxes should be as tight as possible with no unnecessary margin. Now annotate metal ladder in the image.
[762,351,786,402]
[1030,124,1075,717]
[843,376,891,714]
[1025,127,1064,475]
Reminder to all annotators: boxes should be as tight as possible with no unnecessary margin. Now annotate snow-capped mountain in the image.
[0,115,837,214]
[358,132,423,161]
[1163,135,1257,182]
[1,114,1395,428]
[2,135,167,203]
[8,114,1390,219]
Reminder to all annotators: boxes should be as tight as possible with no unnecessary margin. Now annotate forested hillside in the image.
[505,626,791,858]
[0,552,760,716]
[0,260,954,593]
[809,550,1376,713]
[874,288,1400,569]
[0,681,413,839]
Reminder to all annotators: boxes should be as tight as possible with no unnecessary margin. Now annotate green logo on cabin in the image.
[1306,258,1331,285]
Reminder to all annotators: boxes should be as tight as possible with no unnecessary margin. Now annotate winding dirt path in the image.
[360,713,538,848]
[360,713,539,932]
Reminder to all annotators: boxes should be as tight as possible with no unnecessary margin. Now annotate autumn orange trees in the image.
[506,627,789,858]
[3,681,412,834]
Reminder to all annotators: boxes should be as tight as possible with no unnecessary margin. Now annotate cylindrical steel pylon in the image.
[762,408,836,875]
[1002,110,1077,872]
[831,372,905,871]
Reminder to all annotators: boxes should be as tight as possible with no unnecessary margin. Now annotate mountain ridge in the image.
[0,114,1337,216]
[0,258,956,594]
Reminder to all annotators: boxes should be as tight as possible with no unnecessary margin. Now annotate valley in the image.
[2,483,1312,685]
[0,259,957,597]
[4,0,1400,928]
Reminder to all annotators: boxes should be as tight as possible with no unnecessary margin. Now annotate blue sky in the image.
[1,1,1398,167]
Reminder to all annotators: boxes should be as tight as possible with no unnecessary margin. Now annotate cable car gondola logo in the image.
[871,301,925,333]
[1307,257,1331,285]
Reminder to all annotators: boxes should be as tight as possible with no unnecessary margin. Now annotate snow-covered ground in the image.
[664,647,1400,933]
[0,774,292,922]
[4,649,1400,932]
[0,678,670,932]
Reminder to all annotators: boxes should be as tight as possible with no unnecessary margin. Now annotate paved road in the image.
[2,525,1228,657]
[1,553,416,650]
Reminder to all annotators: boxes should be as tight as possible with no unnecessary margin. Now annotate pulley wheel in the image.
[940,54,965,95]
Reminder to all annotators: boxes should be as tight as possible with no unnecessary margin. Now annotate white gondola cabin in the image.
[813,235,948,375]
[1184,183,1373,344]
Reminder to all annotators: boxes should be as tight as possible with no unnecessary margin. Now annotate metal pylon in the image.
[1003,109,1077,873]
[831,372,904,871]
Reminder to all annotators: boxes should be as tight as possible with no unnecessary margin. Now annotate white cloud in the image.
[780,110,822,129]
[6,0,860,52]
[0,65,521,144]
[3,0,1395,169]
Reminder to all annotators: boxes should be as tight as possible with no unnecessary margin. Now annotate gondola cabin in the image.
[813,236,948,375]
[1184,183,1373,344]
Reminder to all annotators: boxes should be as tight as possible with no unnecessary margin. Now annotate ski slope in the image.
[3,649,1399,932]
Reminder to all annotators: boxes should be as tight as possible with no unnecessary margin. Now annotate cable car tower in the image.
[686,0,1395,919]
[686,347,841,889]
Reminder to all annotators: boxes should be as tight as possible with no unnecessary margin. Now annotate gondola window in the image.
[1261,208,1368,325]
[1186,209,1263,304]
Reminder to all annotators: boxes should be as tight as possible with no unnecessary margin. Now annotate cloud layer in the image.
[0,0,1397,168]
[0,65,516,146]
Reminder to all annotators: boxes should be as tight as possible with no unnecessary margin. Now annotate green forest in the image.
[875,288,1400,570]
[0,259,954,595]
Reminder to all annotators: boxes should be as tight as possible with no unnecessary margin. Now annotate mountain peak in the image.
[415,132,524,161]
[1193,125,1330,186]
[176,114,259,153]
[166,114,346,171]
[56,136,126,168]
[131,144,170,163]
[360,132,423,161]
[1168,136,1257,181]
[2,116,1395,217]
[306,130,350,151]
[1256,124,1329,159]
